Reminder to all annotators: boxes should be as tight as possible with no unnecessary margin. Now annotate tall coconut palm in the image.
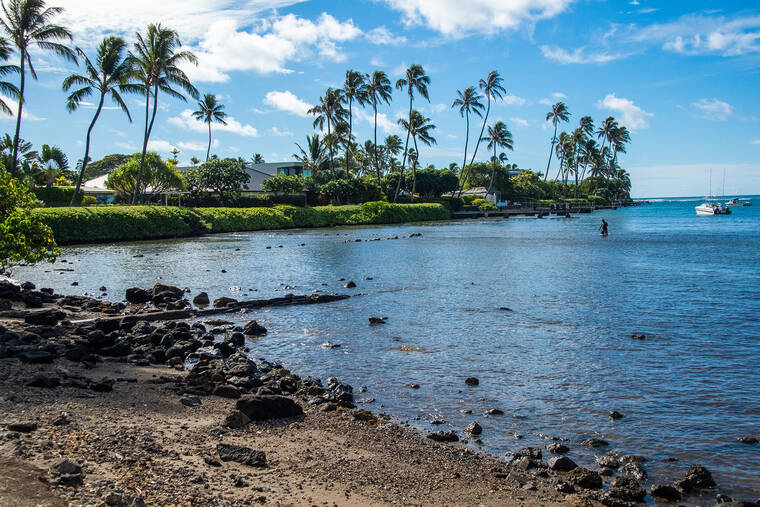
[1,0,75,176]
[397,109,436,196]
[63,36,137,205]
[364,70,392,184]
[384,134,402,174]
[393,64,429,201]
[481,121,513,194]
[579,138,598,182]
[293,134,326,175]
[544,101,570,181]
[596,116,618,175]
[452,86,484,196]
[129,23,198,204]
[468,71,505,170]
[611,125,630,166]
[192,94,227,162]
[342,70,365,179]
[0,38,19,117]
[307,87,345,179]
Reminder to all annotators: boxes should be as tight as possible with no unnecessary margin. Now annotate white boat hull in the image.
[695,203,731,215]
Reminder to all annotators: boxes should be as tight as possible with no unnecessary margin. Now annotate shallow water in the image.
[15,198,760,501]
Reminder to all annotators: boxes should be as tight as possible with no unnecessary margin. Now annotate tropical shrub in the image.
[478,200,498,212]
[414,168,458,198]
[81,196,97,206]
[106,152,184,199]
[184,158,249,205]
[0,170,59,271]
[261,174,305,194]
[32,186,83,207]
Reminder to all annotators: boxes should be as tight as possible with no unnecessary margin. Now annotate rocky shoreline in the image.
[0,279,756,506]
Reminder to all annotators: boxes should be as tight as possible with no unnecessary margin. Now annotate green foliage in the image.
[84,154,131,180]
[184,158,249,205]
[0,171,59,270]
[414,168,458,198]
[106,153,184,198]
[478,200,498,212]
[261,174,305,194]
[31,186,83,207]
[33,203,449,245]
[176,192,307,208]
[81,196,97,206]
[319,177,382,205]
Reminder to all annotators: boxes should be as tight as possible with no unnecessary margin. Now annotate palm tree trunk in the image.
[393,94,413,203]
[469,97,490,168]
[327,117,335,179]
[456,112,471,198]
[373,103,379,183]
[411,135,419,196]
[544,122,558,181]
[206,121,212,161]
[487,145,497,194]
[70,91,105,206]
[347,97,353,180]
[133,84,160,205]
[11,52,26,177]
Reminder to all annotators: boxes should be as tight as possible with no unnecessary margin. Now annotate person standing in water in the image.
[599,218,609,237]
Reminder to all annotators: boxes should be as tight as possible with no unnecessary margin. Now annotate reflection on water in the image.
[15,200,760,501]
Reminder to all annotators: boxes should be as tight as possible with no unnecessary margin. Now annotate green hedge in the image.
[32,186,83,207]
[31,202,450,245]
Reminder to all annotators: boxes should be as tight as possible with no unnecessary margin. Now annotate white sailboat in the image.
[695,169,731,215]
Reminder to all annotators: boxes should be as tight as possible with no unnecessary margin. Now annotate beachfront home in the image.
[81,174,116,204]
[243,161,306,191]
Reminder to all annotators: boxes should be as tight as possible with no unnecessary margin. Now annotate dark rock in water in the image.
[235,395,303,421]
[368,316,386,325]
[225,410,251,429]
[404,383,420,389]
[609,476,646,502]
[344,280,356,288]
[513,447,542,460]
[737,436,758,445]
[684,464,716,489]
[649,484,682,501]
[213,297,237,308]
[193,292,210,306]
[27,375,60,388]
[21,281,35,290]
[498,307,513,312]
[548,456,578,471]
[609,410,624,420]
[17,350,54,364]
[566,467,603,489]
[353,409,377,423]
[464,377,479,386]
[243,320,267,336]
[180,396,202,407]
[464,422,482,435]
[484,408,504,415]
[227,332,245,347]
[152,283,183,297]
[216,443,267,467]
[595,455,620,469]
[427,430,459,442]
[213,385,242,399]
[621,461,647,481]
[24,309,65,326]
[631,333,646,340]
[546,443,569,454]
[598,467,615,477]
[7,422,37,432]
[125,288,152,304]
[581,438,609,448]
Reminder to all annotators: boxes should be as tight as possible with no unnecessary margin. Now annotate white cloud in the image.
[552,92,567,99]
[147,139,177,152]
[391,61,408,77]
[596,93,653,131]
[366,26,407,45]
[264,90,313,117]
[382,0,575,38]
[356,109,401,134]
[540,45,627,64]
[269,126,293,137]
[633,13,760,56]
[691,98,733,121]
[502,94,526,105]
[0,94,45,121]
[431,103,448,113]
[752,139,760,145]
[168,109,259,137]
[177,139,219,151]
[629,0,640,5]
[510,117,529,127]
[538,93,566,106]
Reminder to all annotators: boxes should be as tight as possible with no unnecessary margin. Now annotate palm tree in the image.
[35,143,67,185]
[611,125,630,167]
[468,71,505,171]
[364,70,393,183]
[129,23,198,204]
[544,101,570,181]
[384,134,402,174]
[596,116,618,175]
[579,138,598,182]
[307,87,345,179]
[1,0,75,176]
[0,38,19,117]
[63,36,136,205]
[452,86,484,196]
[251,153,264,164]
[481,121,513,194]
[397,109,436,196]
[393,64,429,201]
[342,70,366,179]
[192,93,227,162]
[293,134,326,175]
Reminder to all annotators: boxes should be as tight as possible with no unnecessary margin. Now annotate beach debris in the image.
[464,377,479,386]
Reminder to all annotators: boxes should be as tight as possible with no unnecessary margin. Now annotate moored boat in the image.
[725,198,751,207]
[695,202,731,215]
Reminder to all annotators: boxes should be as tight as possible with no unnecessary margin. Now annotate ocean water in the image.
[14,197,760,502]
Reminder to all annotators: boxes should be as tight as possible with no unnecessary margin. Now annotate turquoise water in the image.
[15,198,760,501]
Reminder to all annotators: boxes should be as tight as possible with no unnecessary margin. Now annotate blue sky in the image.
[3,0,760,197]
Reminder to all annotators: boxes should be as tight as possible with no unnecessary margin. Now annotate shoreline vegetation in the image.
[0,280,731,506]
[31,202,450,245]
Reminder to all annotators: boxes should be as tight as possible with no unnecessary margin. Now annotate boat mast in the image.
[722,169,726,198]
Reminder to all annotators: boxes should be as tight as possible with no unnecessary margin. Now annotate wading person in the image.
[599,218,609,237]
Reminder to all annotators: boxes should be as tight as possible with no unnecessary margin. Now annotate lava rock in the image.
[368,316,386,325]
[24,309,65,326]
[216,443,267,467]
[125,288,152,304]
[27,375,61,388]
[7,422,37,433]
[427,430,459,442]
[213,297,237,309]
[595,455,620,469]
[649,484,682,501]
[353,409,377,423]
[344,280,357,288]
[609,410,624,420]
[464,422,483,435]
[621,461,648,481]
[737,436,758,445]
[609,476,646,502]
[192,292,210,306]
[235,395,303,421]
[546,443,569,454]
[213,385,242,399]
[464,377,479,386]
[566,467,603,489]
[548,456,578,471]
[580,438,609,448]
[151,283,183,297]
[90,379,114,392]
[17,350,54,364]
[225,410,251,429]
[180,396,202,407]
[243,321,267,336]
[684,464,716,489]
[484,408,504,415]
